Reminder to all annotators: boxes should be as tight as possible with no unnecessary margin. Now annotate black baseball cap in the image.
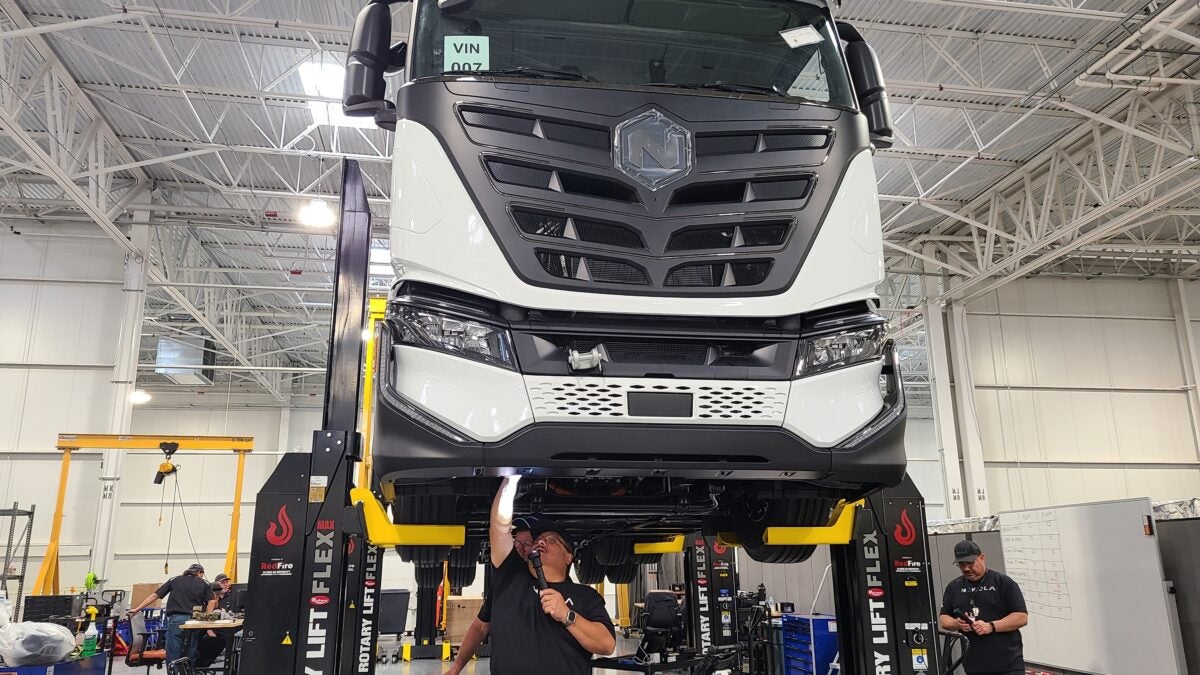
[512,514,544,535]
[186,563,205,574]
[529,517,574,553]
[214,573,230,583]
[953,539,982,564]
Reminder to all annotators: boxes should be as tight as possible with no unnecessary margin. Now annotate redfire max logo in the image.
[893,509,916,547]
[266,505,294,546]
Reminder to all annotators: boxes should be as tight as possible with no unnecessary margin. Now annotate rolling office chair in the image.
[125,611,167,672]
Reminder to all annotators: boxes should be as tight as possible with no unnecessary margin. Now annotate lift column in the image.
[831,475,942,675]
[241,160,379,675]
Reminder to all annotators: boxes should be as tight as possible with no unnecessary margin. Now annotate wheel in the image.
[573,545,606,584]
[591,537,632,565]
[449,537,483,567]
[414,565,445,588]
[633,553,662,565]
[395,495,457,566]
[449,564,477,588]
[734,498,836,564]
[605,562,640,584]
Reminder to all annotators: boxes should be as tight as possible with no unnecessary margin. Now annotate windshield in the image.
[410,0,854,107]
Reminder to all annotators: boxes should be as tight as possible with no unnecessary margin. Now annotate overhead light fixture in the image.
[299,62,376,129]
[129,390,152,405]
[369,263,394,277]
[299,198,337,228]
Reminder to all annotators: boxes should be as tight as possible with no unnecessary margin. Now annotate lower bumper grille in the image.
[525,377,790,423]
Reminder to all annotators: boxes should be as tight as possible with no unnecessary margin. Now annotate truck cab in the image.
[345,0,903,569]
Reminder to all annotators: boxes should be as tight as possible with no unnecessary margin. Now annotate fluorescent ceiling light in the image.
[300,62,376,129]
[299,198,337,228]
[369,263,394,277]
[369,248,391,264]
[129,390,152,405]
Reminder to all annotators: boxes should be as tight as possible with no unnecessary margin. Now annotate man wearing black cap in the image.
[127,563,215,665]
[939,540,1029,675]
[445,514,538,675]
[213,573,234,612]
[483,476,616,674]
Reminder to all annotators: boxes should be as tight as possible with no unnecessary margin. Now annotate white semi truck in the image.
[344,0,903,572]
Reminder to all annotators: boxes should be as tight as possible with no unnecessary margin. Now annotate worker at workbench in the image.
[483,476,615,674]
[127,563,216,665]
[211,574,234,612]
[444,514,540,675]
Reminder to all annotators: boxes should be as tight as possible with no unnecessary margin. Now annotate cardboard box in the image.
[132,582,162,609]
[445,596,485,645]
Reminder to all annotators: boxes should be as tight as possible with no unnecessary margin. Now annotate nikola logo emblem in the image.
[266,505,294,546]
[615,109,693,191]
[894,509,916,547]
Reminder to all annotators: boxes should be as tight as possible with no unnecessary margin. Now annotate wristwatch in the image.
[563,609,577,626]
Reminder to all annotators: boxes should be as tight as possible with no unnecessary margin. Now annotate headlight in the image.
[839,340,904,448]
[397,307,516,370]
[795,323,887,378]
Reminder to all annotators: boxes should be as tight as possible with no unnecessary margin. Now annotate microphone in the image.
[529,550,548,591]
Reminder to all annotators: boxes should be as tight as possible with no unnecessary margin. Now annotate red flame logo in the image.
[347,538,356,556]
[266,505,294,547]
[894,509,916,547]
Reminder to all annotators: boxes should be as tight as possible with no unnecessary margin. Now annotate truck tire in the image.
[449,537,483,567]
[449,564,477,588]
[573,546,606,584]
[605,562,640,584]
[414,564,445,589]
[633,553,662,565]
[395,495,456,567]
[735,498,836,564]
[591,538,632,565]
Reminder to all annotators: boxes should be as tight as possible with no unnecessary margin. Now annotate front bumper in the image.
[371,383,906,486]
[372,343,908,489]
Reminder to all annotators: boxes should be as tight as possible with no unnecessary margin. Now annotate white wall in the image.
[0,228,125,596]
[961,278,1200,511]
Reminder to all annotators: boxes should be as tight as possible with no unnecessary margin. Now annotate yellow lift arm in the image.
[33,434,254,595]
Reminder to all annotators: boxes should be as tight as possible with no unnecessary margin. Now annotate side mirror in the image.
[344,2,396,118]
[836,22,893,149]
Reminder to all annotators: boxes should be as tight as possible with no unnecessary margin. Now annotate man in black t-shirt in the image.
[128,563,216,665]
[484,476,616,675]
[445,515,540,675]
[939,540,1029,675]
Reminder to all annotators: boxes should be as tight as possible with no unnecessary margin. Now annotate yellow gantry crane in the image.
[33,433,254,595]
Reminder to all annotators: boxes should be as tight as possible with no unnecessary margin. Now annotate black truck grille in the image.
[514,209,645,250]
[667,221,790,251]
[537,251,650,286]
[402,87,869,297]
[665,262,773,288]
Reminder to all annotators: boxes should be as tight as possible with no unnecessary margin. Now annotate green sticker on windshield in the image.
[444,36,490,72]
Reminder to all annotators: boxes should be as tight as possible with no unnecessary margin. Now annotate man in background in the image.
[128,563,215,665]
[938,540,1029,675]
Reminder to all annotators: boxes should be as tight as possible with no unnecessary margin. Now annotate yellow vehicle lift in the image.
[33,433,254,595]
[716,499,863,549]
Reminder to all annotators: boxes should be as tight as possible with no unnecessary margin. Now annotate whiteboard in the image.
[998,498,1186,675]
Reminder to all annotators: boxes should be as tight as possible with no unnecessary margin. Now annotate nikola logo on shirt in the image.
[960,585,997,593]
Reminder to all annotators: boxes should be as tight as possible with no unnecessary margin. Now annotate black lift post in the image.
[240,159,382,675]
[832,475,944,675]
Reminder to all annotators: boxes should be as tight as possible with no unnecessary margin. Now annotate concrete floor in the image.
[107,656,645,674]
[106,638,650,674]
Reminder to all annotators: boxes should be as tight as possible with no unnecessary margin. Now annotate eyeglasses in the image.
[536,535,568,550]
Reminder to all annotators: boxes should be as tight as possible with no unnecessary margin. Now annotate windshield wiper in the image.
[643,81,784,96]
[445,67,593,82]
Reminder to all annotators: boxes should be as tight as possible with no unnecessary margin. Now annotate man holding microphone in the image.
[480,475,615,675]
[938,539,1029,675]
